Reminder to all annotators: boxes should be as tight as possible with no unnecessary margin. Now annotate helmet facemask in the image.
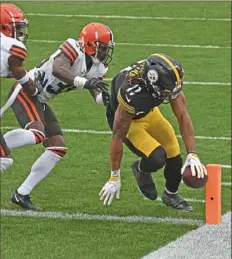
[96,40,114,67]
[152,83,182,103]
[88,40,114,67]
[15,20,28,44]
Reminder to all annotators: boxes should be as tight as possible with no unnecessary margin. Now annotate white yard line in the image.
[180,181,231,187]
[1,126,231,141]
[221,165,232,169]
[141,212,231,259]
[0,209,203,226]
[221,182,231,187]
[105,78,231,86]
[26,13,231,22]
[28,39,230,50]
[1,126,231,170]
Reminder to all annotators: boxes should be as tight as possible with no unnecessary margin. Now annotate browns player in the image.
[99,54,207,210]
[4,22,114,210]
[0,3,36,173]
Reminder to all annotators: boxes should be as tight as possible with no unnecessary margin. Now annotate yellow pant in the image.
[126,107,180,158]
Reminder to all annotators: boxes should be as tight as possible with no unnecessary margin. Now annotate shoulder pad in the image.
[59,38,83,65]
[117,86,136,114]
[9,40,27,61]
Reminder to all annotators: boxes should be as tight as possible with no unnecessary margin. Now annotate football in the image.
[183,166,208,189]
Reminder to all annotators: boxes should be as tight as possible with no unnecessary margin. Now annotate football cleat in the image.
[131,160,158,200]
[161,190,193,211]
[11,190,41,211]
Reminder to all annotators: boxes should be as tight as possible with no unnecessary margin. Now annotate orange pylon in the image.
[205,164,222,224]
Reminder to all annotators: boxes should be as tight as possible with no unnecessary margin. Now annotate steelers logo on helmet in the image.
[147,69,158,84]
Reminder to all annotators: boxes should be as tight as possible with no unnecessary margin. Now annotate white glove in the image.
[99,177,121,205]
[181,153,207,178]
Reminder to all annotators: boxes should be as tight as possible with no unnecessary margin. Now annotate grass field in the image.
[0,2,231,259]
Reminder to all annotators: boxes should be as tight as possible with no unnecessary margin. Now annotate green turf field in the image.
[0,2,231,259]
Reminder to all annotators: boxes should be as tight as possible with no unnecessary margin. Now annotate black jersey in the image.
[109,61,163,120]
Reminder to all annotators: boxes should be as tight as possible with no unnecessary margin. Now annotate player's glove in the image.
[84,78,109,92]
[99,171,121,205]
[181,153,207,179]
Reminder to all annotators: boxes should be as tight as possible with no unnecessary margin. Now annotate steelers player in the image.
[4,22,114,210]
[99,54,207,211]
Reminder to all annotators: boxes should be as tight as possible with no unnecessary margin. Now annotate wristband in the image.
[16,72,30,85]
[73,76,87,89]
[95,92,103,104]
[111,169,120,178]
[187,150,197,154]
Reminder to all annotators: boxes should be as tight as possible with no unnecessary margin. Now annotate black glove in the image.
[102,91,111,106]
[84,78,108,92]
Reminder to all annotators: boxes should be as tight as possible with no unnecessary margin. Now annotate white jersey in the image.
[0,32,27,78]
[29,38,108,103]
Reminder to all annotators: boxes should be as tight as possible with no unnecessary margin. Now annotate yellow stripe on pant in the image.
[126,107,180,158]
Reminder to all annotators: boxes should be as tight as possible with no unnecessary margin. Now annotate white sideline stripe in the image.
[28,39,230,50]
[26,13,231,22]
[0,209,203,226]
[1,126,231,141]
[141,212,231,259]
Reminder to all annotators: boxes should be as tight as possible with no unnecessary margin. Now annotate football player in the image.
[4,22,114,210]
[99,54,207,211]
[0,3,35,173]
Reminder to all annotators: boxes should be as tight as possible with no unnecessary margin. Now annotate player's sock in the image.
[164,187,178,195]
[4,129,45,149]
[164,154,182,193]
[17,147,67,195]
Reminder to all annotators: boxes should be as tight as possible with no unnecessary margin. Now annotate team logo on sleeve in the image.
[147,69,158,84]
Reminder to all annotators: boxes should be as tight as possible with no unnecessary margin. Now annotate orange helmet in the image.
[0,3,28,44]
[79,22,115,67]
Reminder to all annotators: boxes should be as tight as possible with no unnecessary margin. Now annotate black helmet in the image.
[141,53,184,102]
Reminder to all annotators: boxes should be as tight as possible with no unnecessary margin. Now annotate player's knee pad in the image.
[140,146,167,173]
[46,146,68,158]
[29,129,45,144]
[0,157,13,173]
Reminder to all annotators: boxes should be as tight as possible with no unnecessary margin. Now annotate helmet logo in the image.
[147,69,158,84]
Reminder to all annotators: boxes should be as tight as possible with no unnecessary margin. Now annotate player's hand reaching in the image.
[99,176,121,205]
[84,78,109,92]
[181,153,207,179]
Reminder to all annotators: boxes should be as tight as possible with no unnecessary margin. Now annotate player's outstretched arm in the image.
[52,53,108,92]
[170,92,207,178]
[8,55,36,95]
[99,105,133,205]
[52,53,76,85]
